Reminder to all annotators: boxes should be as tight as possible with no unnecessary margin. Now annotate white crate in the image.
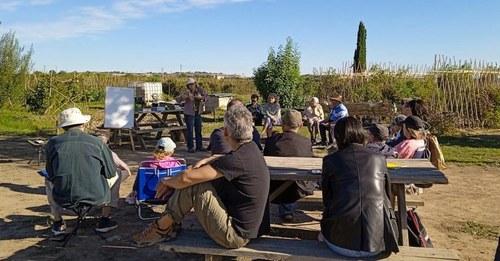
[130,82,163,102]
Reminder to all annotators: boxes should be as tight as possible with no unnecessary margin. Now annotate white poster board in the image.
[104,86,135,129]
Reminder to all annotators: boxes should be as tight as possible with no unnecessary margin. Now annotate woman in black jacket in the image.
[320,116,399,257]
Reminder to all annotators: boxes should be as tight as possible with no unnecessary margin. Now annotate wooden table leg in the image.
[395,184,409,246]
[268,181,294,202]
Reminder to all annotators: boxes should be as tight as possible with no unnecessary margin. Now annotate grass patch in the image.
[439,134,500,167]
[458,221,499,240]
[442,220,499,240]
[0,109,56,136]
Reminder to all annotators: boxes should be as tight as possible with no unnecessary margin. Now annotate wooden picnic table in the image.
[104,108,186,151]
[133,108,187,149]
[264,156,449,246]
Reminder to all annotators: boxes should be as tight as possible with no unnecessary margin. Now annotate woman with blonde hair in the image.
[125,137,180,204]
[394,116,426,159]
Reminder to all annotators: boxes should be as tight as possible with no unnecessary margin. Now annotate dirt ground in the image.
[0,135,498,260]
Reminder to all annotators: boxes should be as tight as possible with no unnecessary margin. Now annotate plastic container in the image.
[130,82,163,102]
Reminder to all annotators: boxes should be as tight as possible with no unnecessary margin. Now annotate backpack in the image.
[407,208,433,247]
[426,133,447,170]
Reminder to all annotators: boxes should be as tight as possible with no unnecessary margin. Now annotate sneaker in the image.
[131,221,182,247]
[196,147,207,152]
[281,214,293,223]
[187,148,196,153]
[96,217,118,233]
[125,192,136,205]
[52,220,67,236]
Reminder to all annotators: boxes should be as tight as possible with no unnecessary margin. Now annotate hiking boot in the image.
[196,147,207,152]
[51,220,67,236]
[187,148,196,153]
[96,217,118,233]
[131,221,182,247]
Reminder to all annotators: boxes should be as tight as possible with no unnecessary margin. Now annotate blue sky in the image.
[1,0,499,76]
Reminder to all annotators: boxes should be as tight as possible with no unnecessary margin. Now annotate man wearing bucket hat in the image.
[319,93,348,146]
[176,78,208,153]
[45,107,121,235]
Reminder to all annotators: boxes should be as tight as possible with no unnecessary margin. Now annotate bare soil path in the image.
[0,136,498,260]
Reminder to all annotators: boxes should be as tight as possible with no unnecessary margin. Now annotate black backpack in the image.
[407,208,433,247]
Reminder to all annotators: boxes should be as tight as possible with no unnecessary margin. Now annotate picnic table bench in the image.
[265,156,447,246]
[160,230,459,260]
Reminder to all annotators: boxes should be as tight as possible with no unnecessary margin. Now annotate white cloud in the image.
[8,0,253,42]
[0,0,53,11]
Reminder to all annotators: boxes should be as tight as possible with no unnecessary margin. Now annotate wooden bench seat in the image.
[134,127,167,135]
[160,230,459,260]
[298,191,425,208]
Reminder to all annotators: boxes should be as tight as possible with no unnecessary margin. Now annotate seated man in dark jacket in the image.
[264,109,316,222]
[320,116,399,257]
[45,107,121,236]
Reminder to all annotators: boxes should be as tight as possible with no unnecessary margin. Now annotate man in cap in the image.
[387,114,407,147]
[303,97,324,145]
[319,93,348,146]
[45,107,121,235]
[264,109,316,222]
[365,123,397,158]
[176,77,208,153]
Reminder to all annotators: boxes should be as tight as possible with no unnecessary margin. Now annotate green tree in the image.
[0,31,33,108]
[353,21,367,73]
[253,37,302,107]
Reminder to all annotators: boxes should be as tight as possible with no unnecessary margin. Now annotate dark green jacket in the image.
[45,128,117,208]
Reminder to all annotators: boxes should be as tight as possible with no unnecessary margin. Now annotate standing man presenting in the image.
[319,93,348,146]
[176,77,208,153]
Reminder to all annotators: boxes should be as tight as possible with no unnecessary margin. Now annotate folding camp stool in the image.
[27,139,48,166]
[56,203,106,247]
[136,158,187,220]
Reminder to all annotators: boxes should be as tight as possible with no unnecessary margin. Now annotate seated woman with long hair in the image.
[320,116,399,257]
[394,115,427,159]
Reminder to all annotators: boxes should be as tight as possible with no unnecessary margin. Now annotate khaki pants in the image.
[45,171,122,221]
[164,181,250,249]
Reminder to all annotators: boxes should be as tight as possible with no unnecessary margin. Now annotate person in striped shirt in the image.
[319,93,349,146]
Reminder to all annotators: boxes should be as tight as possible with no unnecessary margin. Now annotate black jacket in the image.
[264,131,316,203]
[321,143,399,253]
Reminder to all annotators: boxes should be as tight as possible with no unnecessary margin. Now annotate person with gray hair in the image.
[131,104,270,249]
[207,98,262,155]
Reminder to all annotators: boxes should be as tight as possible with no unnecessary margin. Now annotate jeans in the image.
[185,113,203,150]
[279,203,294,216]
[319,123,332,144]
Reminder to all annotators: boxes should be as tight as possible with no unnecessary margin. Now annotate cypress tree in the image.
[353,21,367,73]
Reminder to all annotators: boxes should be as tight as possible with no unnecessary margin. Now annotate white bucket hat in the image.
[186,77,196,85]
[311,97,319,103]
[56,107,91,129]
[156,137,176,152]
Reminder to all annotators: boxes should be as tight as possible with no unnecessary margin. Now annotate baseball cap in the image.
[392,114,407,126]
[156,137,176,152]
[404,115,424,130]
[367,123,389,141]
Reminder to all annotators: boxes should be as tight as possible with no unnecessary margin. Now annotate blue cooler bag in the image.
[137,159,186,202]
